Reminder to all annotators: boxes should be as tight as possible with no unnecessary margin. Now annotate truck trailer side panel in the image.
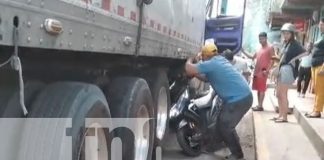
[0,0,205,59]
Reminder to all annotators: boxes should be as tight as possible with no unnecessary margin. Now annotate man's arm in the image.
[289,51,309,63]
[267,46,276,72]
[241,59,251,81]
[185,57,209,82]
[241,48,256,60]
[185,57,199,77]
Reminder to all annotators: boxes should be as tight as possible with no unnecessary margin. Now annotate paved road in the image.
[160,111,256,160]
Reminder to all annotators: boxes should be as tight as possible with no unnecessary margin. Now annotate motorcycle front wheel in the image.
[176,122,202,157]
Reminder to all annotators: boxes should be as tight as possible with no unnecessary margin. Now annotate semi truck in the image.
[0,0,245,159]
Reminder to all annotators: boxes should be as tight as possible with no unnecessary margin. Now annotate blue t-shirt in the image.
[197,56,251,103]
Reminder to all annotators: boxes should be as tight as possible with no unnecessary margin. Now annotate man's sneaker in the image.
[225,154,245,160]
[251,106,264,111]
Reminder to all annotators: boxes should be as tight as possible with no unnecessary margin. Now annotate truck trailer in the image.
[0,0,245,159]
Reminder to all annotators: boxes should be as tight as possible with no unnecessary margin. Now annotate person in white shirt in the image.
[223,49,251,82]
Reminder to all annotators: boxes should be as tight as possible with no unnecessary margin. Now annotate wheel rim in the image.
[79,123,109,160]
[135,105,150,160]
[156,87,168,141]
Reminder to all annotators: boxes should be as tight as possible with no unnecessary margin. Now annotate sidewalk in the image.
[288,90,324,160]
[268,88,324,160]
[253,90,320,160]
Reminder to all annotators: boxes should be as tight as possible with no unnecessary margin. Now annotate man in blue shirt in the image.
[185,43,253,160]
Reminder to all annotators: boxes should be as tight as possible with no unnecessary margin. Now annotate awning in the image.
[280,0,322,17]
[268,12,303,30]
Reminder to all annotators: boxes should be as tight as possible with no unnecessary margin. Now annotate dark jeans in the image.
[218,94,253,158]
[297,66,311,94]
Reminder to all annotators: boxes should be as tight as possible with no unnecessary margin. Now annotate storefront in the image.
[267,0,324,45]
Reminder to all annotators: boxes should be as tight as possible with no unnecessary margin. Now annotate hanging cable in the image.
[11,26,28,115]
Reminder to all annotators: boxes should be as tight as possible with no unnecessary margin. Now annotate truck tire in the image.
[106,77,154,160]
[0,81,45,160]
[17,82,111,160]
[2,81,45,117]
[0,86,16,115]
[144,70,170,146]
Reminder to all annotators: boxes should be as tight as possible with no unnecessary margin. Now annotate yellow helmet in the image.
[202,43,218,57]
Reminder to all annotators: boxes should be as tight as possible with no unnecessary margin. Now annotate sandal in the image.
[252,106,264,111]
[274,119,288,123]
[305,112,321,118]
[269,117,280,121]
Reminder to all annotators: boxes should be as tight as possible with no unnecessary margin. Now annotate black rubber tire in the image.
[176,125,201,157]
[2,81,45,117]
[106,77,155,160]
[17,82,111,160]
[0,84,17,160]
[0,86,16,115]
[144,69,171,146]
[0,81,45,160]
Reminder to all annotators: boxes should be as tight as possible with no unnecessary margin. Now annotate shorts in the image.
[252,75,267,92]
[278,65,295,85]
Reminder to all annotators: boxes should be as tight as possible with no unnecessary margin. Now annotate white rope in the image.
[10,56,27,115]
[14,27,28,116]
[0,56,13,68]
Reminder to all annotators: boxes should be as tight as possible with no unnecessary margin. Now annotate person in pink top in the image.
[241,32,275,111]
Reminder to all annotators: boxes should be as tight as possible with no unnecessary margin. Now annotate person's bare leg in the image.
[279,83,289,121]
[257,92,261,107]
[259,92,265,108]
[252,91,264,111]
[276,84,283,119]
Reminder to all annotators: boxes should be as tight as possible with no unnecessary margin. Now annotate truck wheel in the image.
[17,82,111,160]
[2,81,45,117]
[0,86,16,115]
[106,77,154,160]
[0,81,44,160]
[145,70,170,146]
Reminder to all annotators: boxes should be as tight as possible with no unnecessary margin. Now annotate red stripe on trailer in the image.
[130,11,136,21]
[117,6,124,17]
[150,20,155,28]
[169,28,171,35]
[102,0,111,11]
[157,23,161,31]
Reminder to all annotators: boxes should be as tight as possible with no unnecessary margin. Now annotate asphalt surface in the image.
[160,111,256,160]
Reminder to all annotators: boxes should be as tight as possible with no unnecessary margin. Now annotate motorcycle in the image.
[169,86,224,157]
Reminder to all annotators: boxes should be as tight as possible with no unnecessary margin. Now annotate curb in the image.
[251,111,257,160]
[293,107,324,160]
